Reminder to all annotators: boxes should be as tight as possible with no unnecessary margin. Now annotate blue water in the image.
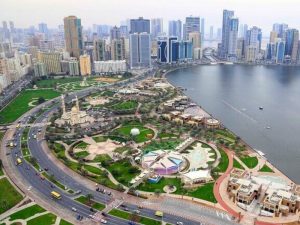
[166,64,300,183]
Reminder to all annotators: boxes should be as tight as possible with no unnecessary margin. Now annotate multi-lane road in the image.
[1,70,238,225]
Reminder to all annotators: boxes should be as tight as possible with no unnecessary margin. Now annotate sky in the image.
[1,0,300,36]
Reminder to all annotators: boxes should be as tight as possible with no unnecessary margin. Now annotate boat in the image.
[259,107,263,110]
[266,126,271,129]
[255,149,266,157]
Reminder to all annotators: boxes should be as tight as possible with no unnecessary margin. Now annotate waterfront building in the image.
[157,36,178,63]
[129,32,151,68]
[244,26,262,62]
[284,29,299,63]
[111,38,125,60]
[110,26,121,41]
[178,40,193,61]
[273,23,288,38]
[37,51,62,74]
[79,54,91,75]
[184,16,200,40]
[130,17,150,34]
[270,31,278,43]
[93,39,106,61]
[168,20,182,40]
[219,9,234,59]
[201,18,205,41]
[227,18,239,60]
[236,38,245,60]
[276,39,285,63]
[94,60,127,74]
[63,15,83,59]
[33,62,47,77]
[151,18,163,39]
[188,32,201,59]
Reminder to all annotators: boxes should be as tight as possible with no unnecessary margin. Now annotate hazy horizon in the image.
[1,0,300,35]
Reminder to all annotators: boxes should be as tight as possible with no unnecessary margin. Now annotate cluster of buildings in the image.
[227,168,300,217]
[218,9,300,64]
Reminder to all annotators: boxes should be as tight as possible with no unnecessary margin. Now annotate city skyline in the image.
[1,0,300,34]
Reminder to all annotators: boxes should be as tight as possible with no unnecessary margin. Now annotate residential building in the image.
[228,18,239,59]
[273,23,288,38]
[38,23,48,36]
[168,20,182,40]
[270,31,278,43]
[157,36,178,63]
[284,29,299,63]
[219,9,234,59]
[129,32,151,68]
[184,16,200,40]
[37,51,62,74]
[94,60,127,74]
[79,54,91,76]
[209,26,214,40]
[33,62,47,76]
[188,32,201,59]
[120,25,128,38]
[93,39,106,61]
[201,18,205,41]
[64,15,83,58]
[130,17,150,34]
[39,40,54,52]
[111,38,125,60]
[244,26,262,62]
[110,26,121,41]
[61,58,79,75]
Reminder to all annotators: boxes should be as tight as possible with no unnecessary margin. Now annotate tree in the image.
[0,159,2,169]
[38,97,46,104]
[86,193,93,204]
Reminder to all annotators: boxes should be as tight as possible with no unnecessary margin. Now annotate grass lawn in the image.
[112,124,154,143]
[35,77,83,88]
[109,209,161,225]
[138,177,185,195]
[0,167,3,176]
[142,139,181,153]
[0,178,23,214]
[103,159,140,185]
[92,154,112,163]
[112,100,138,111]
[158,132,178,139]
[75,196,105,211]
[0,89,60,124]
[113,146,131,154]
[75,142,89,149]
[42,172,65,190]
[259,164,274,172]
[233,159,244,170]
[84,165,103,175]
[74,151,89,158]
[59,219,73,225]
[9,204,45,221]
[27,213,57,225]
[187,182,217,203]
[213,148,229,173]
[240,156,258,169]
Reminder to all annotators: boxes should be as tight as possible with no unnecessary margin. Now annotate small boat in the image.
[259,107,263,110]
[266,126,271,129]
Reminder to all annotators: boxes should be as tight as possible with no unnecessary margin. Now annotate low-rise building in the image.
[94,60,127,74]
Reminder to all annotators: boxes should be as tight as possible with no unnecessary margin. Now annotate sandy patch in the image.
[85,139,122,160]
[93,77,119,83]
[87,96,110,106]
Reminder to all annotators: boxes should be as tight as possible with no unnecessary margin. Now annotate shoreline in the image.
[162,65,298,186]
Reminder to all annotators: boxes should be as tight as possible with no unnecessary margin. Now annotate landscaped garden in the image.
[111,100,138,111]
[8,204,46,221]
[187,182,217,203]
[142,139,181,153]
[27,213,56,225]
[259,164,274,173]
[240,155,258,169]
[0,89,60,124]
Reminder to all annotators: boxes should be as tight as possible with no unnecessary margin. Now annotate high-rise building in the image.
[179,41,193,60]
[110,26,121,41]
[129,32,151,68]
[33,62,47,76]
[270,31,278,43]
[37,51,62,74]
[244,26,262,62]
[93,39,106,61]
[79,54,91,75]
[63,15,83,59]
[39,40,54,52]
[236,38,245,60]
[61,58,79,76]
[120,25,128,38]
[157,36,178,63]
[151,18,163,39]
[188,32,201,59]
[276,39,285,63]
[219,9,235,59]
[273,23,288,38]
[217,28,222,40]
[285,29,299,62]
[201,18,205,41]
[228,18,239,59]
[38,23,48,35]
[130,17,150,34]
[184,16,200,40]
[209,26,214,40]
[168,20,182,40]
[111,38,125,60]
[2,21,10,40]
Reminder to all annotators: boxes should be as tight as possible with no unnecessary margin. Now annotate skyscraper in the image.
[38,23,48,34]
[63,16,83,59]
[209,26,214,40]
[184,16,200,40]
[130,17,150,34]
[151,18,163,39]
[120,25,128,38]
[168,20,182,40]
[79,54,91,75]
[111,38,125,60]
[157,36,178,63]
[273,23,288,38]
[228,18,239,59]
[219,9,234,59]
[285,29,299,62]
[188,32,201,59]
[201,18,205,41]
[110,26,121,41]
[2,21,10,40]
[269,31,278,43]
[244,26,262,62]
[129,32,151,68]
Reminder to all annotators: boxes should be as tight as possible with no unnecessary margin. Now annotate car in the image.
[44,168,49,171]
[88,214,95,219]
[100,219,107,224]
[107,192,112,196]
[138,205,143,209]
[101,212,108,217]
[133,209,140,214]
[123,207,129,211]
[90,207,95,212]
[71,207,77,212]
[177,222,183,225]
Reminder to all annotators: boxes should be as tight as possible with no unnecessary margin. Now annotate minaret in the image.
[75,95,80,111]
[61,94,66,115]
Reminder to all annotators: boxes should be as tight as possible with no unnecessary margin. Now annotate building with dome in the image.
[55,95,95,126]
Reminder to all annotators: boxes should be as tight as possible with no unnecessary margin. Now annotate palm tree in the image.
[86,193,93,204]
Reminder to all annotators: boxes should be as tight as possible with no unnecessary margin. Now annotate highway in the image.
[2,70,238,225]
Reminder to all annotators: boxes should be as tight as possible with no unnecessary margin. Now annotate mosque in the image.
[55,95,95,126]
